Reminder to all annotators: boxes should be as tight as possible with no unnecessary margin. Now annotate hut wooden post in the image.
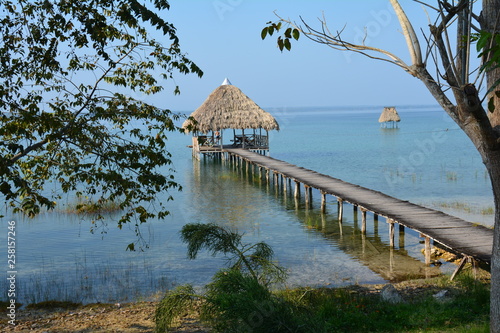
[259,128,262,148]
[266,130,269,153]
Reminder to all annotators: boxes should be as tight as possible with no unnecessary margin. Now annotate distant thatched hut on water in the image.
[183,78,279,156]
[378,106,401,128]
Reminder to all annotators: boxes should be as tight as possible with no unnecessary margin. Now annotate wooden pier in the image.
[222,148,493,274]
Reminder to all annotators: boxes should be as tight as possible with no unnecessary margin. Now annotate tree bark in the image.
[482,149,500,332]
[482,0,500,128]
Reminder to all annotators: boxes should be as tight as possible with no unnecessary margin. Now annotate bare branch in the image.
[412,0,440,12]
[390,0,423,66]
[275,13,414,75]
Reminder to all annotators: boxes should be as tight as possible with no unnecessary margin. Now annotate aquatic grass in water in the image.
[446,171,459,182]
[58,197,123,215]
[426,201,495,216]
[1,254,173,305]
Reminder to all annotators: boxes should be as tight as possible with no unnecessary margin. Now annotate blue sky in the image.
[155,1,456,112]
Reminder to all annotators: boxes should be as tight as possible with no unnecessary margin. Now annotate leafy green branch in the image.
[0,1,203,240]
[261,21,300,51]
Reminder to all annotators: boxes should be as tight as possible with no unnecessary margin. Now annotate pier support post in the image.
[388,219,395,248]
[338,198,343,222]
[399,225,405,249]
[294,181,300,198]
[423,234,431,266]
[361,208,367,234]
[304,185,312,207]
[450,256,477,280]
[321,191,326,213]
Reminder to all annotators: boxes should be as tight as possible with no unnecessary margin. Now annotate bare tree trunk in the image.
[483,150,500,332]
[482,0,500,129]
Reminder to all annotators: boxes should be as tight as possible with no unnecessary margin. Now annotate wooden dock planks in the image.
[224,148,493,264]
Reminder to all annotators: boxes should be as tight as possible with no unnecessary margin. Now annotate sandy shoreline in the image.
[0,301,209,333]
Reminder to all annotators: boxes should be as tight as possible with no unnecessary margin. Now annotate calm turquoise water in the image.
[1,105,493,304]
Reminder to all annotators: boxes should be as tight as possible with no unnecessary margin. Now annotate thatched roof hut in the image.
[182,78,279,133]
[378,107,401,128]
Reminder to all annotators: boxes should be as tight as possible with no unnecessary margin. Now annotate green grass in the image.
[275,275,490,332]
[25,300,81,310]
[157,273,490,333]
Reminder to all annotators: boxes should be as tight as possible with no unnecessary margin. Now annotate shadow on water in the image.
[197,156,443,283]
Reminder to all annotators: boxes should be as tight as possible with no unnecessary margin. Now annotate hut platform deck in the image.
[191,144,269,152]
[224,148,493,264]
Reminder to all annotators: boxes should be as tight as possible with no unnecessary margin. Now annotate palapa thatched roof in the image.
[182,79,279,133]
[378,106,401,123]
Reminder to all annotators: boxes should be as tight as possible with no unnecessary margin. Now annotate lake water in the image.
[1,105,494,304]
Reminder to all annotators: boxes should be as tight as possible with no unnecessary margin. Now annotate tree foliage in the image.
[261,21,300,51]
[0,0,203,248]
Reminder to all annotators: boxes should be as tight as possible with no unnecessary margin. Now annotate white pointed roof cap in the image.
[221,78,232,85]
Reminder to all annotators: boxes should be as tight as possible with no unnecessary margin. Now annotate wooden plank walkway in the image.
[223,148,493,264]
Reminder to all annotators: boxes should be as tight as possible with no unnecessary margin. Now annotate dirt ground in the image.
[0,301,209,333]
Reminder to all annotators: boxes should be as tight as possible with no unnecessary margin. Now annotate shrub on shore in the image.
[155,223,490,332]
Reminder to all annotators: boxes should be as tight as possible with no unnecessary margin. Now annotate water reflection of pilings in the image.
[223,154,442,282]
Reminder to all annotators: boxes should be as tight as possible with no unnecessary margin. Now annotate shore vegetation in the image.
[154,223,490,333]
